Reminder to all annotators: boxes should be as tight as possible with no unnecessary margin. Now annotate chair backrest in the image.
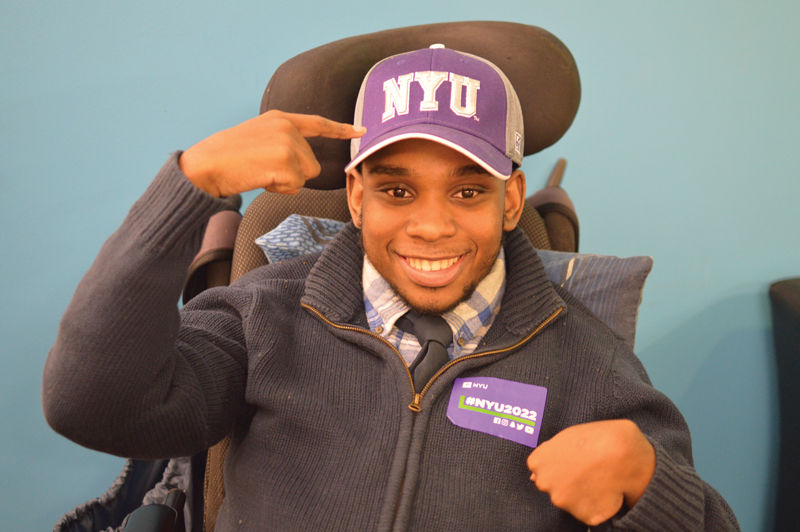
[261,21,580,191]
[196,20,582,531]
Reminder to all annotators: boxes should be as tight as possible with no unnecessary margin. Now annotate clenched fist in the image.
[527,419,656,526]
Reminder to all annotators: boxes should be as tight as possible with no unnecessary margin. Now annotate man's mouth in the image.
[405,256,461,272]
[396,254,467,288]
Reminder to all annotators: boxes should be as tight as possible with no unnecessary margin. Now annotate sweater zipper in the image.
[301,302,563,410]
[302,302,562,530]
[301,302,419,528]
[407,306,563,412]
[301,303,415,392]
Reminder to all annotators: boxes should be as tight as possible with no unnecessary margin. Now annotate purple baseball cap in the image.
[346,44,524,180]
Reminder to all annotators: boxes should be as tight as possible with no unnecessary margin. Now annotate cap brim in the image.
[345,124,513,180]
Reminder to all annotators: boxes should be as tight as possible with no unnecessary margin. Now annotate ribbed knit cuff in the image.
[613,439,705,531]
[126,151,228,252]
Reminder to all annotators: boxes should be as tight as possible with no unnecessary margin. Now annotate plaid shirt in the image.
[363,250,506,366]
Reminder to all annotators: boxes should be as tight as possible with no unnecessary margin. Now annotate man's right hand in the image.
[179,110,366,197]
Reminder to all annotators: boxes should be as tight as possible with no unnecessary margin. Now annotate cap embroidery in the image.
[382,74,414,122]
[382,71,481,122]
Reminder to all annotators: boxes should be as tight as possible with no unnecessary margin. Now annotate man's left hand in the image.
[526,419,656,526]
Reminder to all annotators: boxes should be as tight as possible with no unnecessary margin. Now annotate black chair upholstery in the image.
[769,278,800,531]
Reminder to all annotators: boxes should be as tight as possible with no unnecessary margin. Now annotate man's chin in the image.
[394,283,480,317]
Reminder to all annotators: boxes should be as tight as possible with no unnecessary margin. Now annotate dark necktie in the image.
[395,311,453,390]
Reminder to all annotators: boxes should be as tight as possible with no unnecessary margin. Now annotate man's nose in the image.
[406,197,457,241]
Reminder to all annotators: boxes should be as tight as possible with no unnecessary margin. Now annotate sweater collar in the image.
[300,222,566,343]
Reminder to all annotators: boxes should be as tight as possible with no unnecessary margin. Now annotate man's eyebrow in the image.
[451,164,492,178]
[366,164,411,177]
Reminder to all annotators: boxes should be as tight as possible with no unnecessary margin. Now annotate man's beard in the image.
[357,221,505,317]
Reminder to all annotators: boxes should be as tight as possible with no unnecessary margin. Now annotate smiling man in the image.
[350,138,522,316]
[44,46,739,531]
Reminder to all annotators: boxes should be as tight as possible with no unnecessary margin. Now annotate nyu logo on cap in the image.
[382,71,481,121]
[346,45,524,180]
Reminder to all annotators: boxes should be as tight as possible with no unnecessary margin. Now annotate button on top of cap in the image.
[429,44,445,49]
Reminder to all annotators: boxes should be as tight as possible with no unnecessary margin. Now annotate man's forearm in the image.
[42,154,235,458]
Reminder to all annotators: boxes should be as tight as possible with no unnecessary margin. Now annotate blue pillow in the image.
[256,216,652,349]
[536,249,652,349]
[255,215,346,264]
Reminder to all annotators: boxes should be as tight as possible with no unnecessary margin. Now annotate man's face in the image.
[347,139,526,315]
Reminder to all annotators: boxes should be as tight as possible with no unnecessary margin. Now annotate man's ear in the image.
[346,168,364,228]
[503,170,526,231]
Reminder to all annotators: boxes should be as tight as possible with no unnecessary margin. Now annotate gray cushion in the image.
[537,249,653,349]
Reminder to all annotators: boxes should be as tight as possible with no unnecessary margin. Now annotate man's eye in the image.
[457,188,479,199]
[389,188,409,198]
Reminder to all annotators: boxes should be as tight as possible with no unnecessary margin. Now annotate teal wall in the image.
[2,2,798,530]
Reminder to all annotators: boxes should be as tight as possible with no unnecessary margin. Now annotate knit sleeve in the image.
[604,345,740,531]
[43,153,251,459]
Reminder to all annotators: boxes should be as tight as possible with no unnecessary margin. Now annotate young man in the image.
[44,46,738,530]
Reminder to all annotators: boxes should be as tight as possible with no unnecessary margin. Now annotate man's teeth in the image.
[408,257,459,272]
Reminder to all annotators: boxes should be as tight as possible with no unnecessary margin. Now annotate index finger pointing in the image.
[288,113,366,140]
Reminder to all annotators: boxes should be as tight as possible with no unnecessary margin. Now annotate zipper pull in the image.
[408,393,422,412]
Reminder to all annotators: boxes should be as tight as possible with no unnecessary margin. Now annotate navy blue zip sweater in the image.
[43,154,739,531]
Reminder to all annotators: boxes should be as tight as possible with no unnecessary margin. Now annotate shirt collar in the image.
[363,249,506,355]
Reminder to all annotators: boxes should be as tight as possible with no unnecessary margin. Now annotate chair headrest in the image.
[261,21,581,189]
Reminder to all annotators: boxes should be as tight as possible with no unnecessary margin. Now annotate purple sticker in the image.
[447,377,547,448]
